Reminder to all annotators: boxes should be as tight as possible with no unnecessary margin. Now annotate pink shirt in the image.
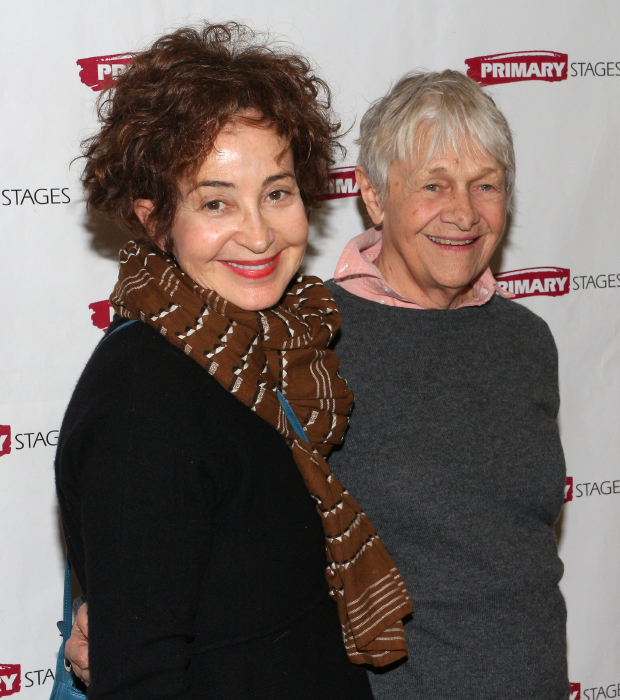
[332,228,513,308]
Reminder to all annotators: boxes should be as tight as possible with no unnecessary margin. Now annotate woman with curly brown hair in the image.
[55,22,411,699]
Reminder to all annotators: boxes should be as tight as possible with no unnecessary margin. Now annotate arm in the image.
[61,359,215,699]
[66,602,90,686]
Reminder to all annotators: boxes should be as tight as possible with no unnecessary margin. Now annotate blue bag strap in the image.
[105,318,138,339]
[62,557,73,642]
[276,389,309,443]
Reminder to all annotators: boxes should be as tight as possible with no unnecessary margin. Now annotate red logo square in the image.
[89,300,114,332]
[0,426,11,457]
[0,665,21,697]
[564,476,574,503]
[570,682,581,700]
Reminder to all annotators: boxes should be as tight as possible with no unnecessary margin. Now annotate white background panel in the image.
[1,2,618,697]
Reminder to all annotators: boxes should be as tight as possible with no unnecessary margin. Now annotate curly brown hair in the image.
[81,22,343,249]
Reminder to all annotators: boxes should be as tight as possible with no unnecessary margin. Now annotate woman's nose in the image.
[238,211,274,254]
[441,189,479,231]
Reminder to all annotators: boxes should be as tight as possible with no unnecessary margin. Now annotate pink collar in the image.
[332,228,513,309]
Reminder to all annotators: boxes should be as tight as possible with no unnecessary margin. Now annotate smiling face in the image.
[358,134,507,309]
[136,121,308,311]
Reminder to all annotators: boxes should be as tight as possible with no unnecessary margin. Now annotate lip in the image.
[220,252,281,279]
[425,234,482,250]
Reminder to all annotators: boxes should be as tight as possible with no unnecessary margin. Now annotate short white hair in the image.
[357,70,515,209]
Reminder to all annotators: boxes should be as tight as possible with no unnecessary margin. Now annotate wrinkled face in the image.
[165,122,308,311]
[372,137,507,305]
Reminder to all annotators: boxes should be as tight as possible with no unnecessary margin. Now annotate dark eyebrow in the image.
[189,180,234,193]
[263,172,296,186]
[189,172,296,194]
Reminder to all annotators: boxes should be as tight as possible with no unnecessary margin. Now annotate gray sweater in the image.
[326,282,569,700]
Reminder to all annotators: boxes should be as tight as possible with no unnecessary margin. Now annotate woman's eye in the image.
[480,184,493,192]
[204,199,225,211]
[424,184,439,192]
[268,189,288,201]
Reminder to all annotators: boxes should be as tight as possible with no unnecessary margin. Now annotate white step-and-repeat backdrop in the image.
[1,1,618,698]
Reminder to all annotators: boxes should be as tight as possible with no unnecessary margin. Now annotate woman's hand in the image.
[65,602,90,686]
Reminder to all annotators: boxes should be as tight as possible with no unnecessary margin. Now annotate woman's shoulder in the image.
[88,318,215,395]
[491,295,556,340]
[57,318,270,493]
[63,318,230,439]
[95,317,200,378]
[489,296,559,373]
[63,318,285,454]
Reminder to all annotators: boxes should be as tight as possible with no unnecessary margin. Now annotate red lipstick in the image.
[220,252,281,279]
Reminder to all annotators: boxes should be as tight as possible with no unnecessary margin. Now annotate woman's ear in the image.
[133,199,168,251]
[133,199,155,229]
[355,167,385,225]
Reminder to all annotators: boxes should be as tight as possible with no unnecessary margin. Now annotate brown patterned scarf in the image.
[110,239,413,666]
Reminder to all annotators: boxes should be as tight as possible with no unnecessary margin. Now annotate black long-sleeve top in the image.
[55,317,373,699]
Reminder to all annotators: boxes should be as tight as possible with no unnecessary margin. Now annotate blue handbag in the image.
[49,558,87,699]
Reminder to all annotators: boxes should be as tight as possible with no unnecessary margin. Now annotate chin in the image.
[229,287,285,312]
[439,277,476,291]
[433,267,483,290]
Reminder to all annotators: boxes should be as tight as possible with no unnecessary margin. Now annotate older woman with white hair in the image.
[326,70,569,699]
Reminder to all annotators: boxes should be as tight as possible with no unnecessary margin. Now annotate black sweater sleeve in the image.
[57,323,217,699]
